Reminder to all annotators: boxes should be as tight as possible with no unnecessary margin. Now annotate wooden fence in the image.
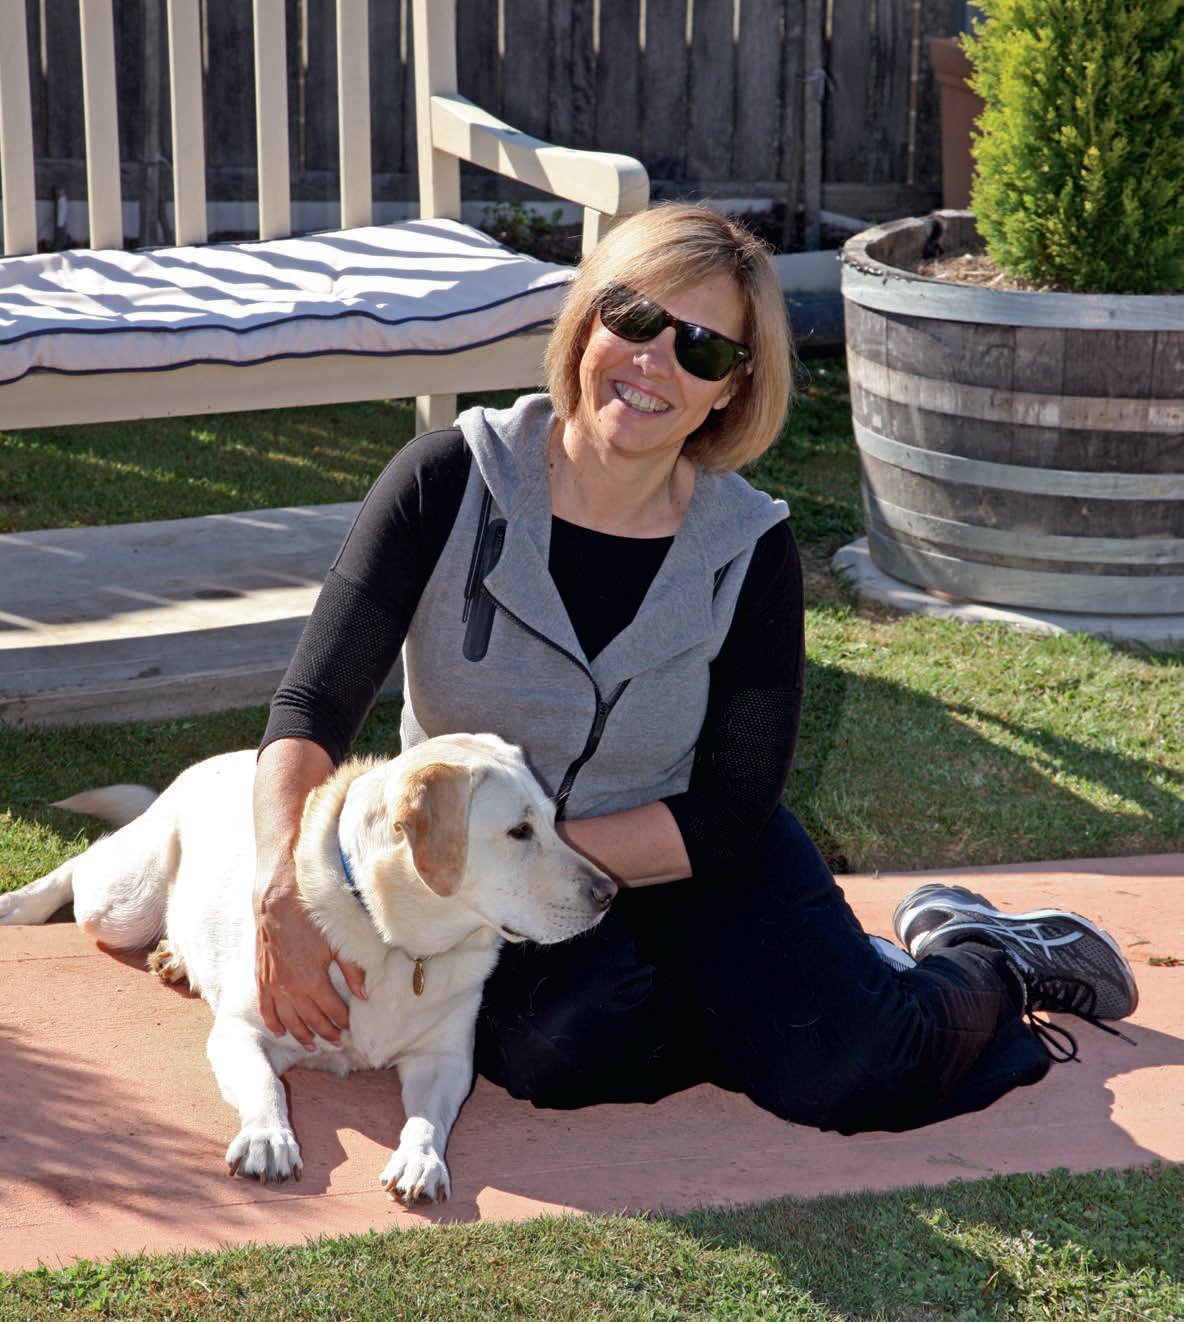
[13,0,956,250]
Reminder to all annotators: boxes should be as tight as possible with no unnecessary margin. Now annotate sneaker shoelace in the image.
[1024,975,1137,1063]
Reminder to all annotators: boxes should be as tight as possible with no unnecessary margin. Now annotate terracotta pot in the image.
[927,37,984,211]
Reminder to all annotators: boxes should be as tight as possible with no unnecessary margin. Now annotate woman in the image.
[252,204,1136,1133]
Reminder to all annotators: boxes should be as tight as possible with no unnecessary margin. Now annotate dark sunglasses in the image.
[598,285,750,382]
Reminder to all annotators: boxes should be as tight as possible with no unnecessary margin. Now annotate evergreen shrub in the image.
[966,0,1184,293]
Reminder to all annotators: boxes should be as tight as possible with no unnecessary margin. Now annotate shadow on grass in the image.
[663,1162,1184,1321]
[790,658,1181,874]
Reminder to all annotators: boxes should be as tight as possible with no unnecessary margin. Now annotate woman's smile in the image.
[612,379,672,415]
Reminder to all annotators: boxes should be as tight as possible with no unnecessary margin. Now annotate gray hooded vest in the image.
[400,393,788,819]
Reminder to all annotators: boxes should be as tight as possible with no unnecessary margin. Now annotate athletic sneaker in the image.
[892,884,1139,1026]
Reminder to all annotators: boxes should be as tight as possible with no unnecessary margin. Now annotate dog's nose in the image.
[590,872,617,909]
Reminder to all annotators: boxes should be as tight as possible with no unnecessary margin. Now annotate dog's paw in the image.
[0,891,33,925]
[225,1126,302,1183]
[147,940,187,983]
[378,1147,450,1204]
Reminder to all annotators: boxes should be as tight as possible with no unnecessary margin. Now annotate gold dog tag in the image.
[412,958,426,997]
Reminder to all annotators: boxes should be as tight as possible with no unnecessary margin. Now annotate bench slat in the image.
[412,0,462,220]
[253,0,291,240]
[166,0,208,246]
[80,0,123,249]
[337,0,373,229]
[0,0,37,256]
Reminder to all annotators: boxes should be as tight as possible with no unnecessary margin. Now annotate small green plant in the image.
[966,0,1184,293]
[479,200,566,258]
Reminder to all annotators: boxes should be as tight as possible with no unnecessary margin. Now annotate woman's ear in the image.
[713,358,753,409]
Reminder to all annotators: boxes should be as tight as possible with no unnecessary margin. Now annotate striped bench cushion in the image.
[0,218,572,385]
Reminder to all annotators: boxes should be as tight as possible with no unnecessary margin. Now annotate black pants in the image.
[475,806,1051,1134]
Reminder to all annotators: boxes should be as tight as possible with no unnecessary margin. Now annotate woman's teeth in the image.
[615,382,670,413]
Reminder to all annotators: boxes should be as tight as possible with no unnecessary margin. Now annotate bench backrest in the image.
[0,0,470,255]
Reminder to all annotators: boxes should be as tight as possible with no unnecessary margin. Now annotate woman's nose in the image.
[633,326,677,375]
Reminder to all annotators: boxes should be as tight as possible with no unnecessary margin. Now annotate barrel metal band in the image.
[866,494,1183,566]
[854,419,1185,502]
[848,352,1184,435]
[841,265,1185,332]
[866,529,1184,615]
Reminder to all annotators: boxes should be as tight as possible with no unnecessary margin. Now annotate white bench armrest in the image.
[428,94,650,223]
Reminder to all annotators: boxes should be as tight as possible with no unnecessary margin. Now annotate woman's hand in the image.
[252,737,366,1050]
[254,863,366,1050]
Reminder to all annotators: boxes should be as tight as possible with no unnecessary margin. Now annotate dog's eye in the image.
[506,822,535,842]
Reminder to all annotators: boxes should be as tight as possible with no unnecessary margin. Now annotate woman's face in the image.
[571,271,746,468]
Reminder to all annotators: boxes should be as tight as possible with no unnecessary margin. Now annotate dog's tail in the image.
[54,784,159,828]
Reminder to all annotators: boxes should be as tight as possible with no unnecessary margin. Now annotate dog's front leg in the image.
[206,1016,302,1182]
[379,1051,472,1204]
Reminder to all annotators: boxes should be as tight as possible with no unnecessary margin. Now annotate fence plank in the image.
[501,0,551,142]
[562,0,596,151]
[913,0,951,189]
[779,0,806,247]
[869,0,911,180]
[802,0,824,245]
[685,0,734,182]
[826,0,871,182]
[641,1,689,184]
[594,0,641,159]
[455,0,497,127]
[733,0,783,184]
[43,0,83,166]
[205,0,257,207]
[302,0,338,186]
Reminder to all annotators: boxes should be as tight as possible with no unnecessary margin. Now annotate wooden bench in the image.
[0,0,649,435]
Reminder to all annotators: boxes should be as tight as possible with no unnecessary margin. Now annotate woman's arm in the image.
[557,801,690,887]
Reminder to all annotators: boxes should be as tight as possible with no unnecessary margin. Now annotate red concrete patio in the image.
[1,853,1180,1274]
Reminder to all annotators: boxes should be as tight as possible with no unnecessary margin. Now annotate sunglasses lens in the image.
[674,324,736,381]
[601,293,665,344]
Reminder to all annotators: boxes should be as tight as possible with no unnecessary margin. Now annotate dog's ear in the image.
[393,761,472,896]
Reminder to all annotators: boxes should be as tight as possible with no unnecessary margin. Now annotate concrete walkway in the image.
[0,504,381,728]
[0,854,1180,1273]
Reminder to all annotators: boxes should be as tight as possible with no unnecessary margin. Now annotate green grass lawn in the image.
[1,361,1181,1320]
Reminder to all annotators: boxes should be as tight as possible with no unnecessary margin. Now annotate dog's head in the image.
[387,733,615,945]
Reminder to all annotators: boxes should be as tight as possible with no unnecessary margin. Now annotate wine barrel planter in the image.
[840,211,1184,616]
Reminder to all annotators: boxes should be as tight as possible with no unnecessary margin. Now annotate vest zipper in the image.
[485,597,631,820]
[552,678,631,820]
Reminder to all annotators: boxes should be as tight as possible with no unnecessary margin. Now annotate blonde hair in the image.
[545,203,793,472]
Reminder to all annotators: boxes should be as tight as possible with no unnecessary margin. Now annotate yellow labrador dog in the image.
[0,733,615,1202]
